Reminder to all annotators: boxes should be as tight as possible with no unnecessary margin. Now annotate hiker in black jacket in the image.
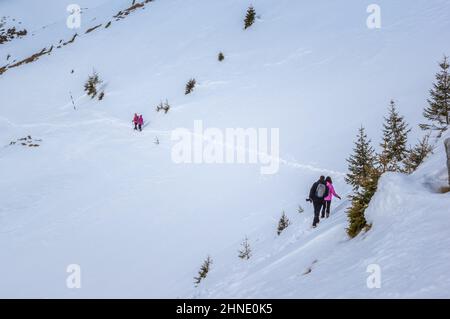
[308,176,329,228]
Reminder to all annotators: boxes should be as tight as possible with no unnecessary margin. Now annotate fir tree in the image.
[244,6,256,30]
[194,256,212,285]
[420,56,450,135]
[238,237,252,260]
[84,70,102,99]
[156,101,164,112]
[156,99,170,113]
[378,100,411,173]
[218,52,225,62]
[347,167,380,238]
[277,211,290,235]
[404,135,433,174]
[345,126,376,191]
[163,99,171,113]
[185,78,196,95]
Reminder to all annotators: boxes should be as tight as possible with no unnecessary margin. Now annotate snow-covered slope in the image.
[191,133,450,298]
[0,0,449,298]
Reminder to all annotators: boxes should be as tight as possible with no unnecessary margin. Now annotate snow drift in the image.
[193,134,450,298]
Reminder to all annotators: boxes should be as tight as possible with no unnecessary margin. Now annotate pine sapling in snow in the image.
[346,166,380,238]
[277,211,290,235]
[345,126,376,192]
[155,101,164,113]
[346,126,380,238]
[378,100,411,173]
[194,256,212,285]
[238,237,252,260]
[244,6,256,30]
[84,70,102,99]
[404,135,433,174]
[218,52,225,62]
[185,78,196,95]
[163,99,170,113]
[420,56,450,136]
[156,99,170,114]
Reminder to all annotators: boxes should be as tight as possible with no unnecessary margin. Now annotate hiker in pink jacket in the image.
[138,115,144,131]
[132,113,139,130]
[321,176,341,218]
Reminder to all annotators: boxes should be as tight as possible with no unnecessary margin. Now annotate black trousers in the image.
[312,200,323,226]
[321,200,331,218]
[134,123,138,130]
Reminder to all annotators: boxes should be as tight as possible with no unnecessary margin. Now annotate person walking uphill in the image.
[138,115,144,131]
[133,113,139,130]
[308,176,329,228]
[321,176,341,219]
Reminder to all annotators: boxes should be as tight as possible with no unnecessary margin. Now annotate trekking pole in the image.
[69,92,76,110]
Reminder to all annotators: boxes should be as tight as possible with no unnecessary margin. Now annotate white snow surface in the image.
[0,0,449,298]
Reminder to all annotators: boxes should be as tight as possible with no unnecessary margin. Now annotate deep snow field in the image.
[0,0,450,298]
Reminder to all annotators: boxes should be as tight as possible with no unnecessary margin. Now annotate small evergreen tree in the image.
[378,100,411,173]
[404,135,433,174]
[194,256,212,285]
[347,167,380,238]
[185,78,196,95]
[163,99,170,113]
[218,52,225,62]
[420,56,450,135]
[345,126,376,191]
[84,70,102,99]
[244,6,256,30]
[156,100,170,113]
[156,101,163,112]
[277,211,290,235]
[238,237,252,260]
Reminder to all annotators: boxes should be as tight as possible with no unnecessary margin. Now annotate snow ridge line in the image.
[0,0,154,76]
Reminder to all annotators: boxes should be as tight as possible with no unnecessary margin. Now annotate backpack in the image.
[315,183,327,199]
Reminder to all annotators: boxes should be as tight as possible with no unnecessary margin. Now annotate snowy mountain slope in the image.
[190,134,450,298]
[0,0,449,298]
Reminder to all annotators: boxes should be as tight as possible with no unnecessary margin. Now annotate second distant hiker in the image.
[308,176,329,228]
[138,114,144,131]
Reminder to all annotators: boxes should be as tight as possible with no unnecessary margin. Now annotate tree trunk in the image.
[446,138,450,187]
